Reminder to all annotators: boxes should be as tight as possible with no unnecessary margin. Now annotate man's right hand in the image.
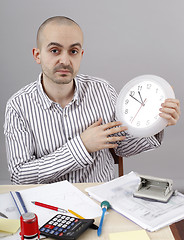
[80,118,128,153]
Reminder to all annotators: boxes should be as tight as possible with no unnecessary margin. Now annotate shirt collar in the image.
[36,73,81,110]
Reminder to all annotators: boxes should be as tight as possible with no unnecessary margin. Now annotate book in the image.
[85,171,184,232]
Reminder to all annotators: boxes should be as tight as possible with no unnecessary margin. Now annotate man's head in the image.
[33,16,84,85]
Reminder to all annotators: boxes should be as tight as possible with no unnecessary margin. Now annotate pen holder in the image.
[20,212,40,240]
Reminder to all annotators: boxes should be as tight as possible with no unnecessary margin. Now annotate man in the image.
[4,16,180,184]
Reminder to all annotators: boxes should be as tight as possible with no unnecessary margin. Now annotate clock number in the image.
[130,116,133,122]
[138,85,142,91]
[147,84,152,89]
[125,109,128,114]
[146,120,150,126]
[125,99,129,105]
[130,91,135,96]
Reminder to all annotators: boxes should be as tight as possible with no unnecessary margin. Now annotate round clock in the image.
[116,75,175,137]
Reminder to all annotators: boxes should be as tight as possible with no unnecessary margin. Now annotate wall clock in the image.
[116,75,175,137]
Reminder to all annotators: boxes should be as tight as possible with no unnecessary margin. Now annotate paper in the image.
[0,193,20,219]
[0,219,20,233]
[19,180,102,226]
[86,171,184,231]
[109,230,150,240]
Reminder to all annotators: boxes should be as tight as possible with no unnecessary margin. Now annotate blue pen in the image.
[10,191,28,215]
[97,201,110,236]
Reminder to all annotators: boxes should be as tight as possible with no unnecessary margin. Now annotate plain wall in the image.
[0,0,183,190]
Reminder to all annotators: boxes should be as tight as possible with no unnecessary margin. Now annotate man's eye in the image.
[51,49,59,54]
[71,49,78,55]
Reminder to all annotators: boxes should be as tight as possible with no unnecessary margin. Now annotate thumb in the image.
[89,118,103,128]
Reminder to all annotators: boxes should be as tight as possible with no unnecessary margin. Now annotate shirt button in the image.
[68,137,71,140]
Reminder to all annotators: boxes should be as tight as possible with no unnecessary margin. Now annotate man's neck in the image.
[42,76,75,108]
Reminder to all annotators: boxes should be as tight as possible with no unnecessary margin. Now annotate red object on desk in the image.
[32,201,67,213]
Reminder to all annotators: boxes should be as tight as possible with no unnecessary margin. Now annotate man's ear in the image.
[32,48,41,64]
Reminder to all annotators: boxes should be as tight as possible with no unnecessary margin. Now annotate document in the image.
[86,171,184,232]
[18,180,102,226]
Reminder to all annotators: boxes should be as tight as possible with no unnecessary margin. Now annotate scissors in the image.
[0,212,8,218]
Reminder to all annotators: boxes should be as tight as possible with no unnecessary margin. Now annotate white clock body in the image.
[116,75,175,137]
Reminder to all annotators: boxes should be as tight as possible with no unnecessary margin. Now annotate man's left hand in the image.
[159,98,180,126]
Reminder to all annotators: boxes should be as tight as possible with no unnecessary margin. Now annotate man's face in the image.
[34,23,84,85]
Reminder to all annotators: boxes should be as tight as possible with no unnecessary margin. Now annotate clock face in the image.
[116,75,175,137]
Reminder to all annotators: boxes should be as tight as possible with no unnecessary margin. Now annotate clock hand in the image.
[138,91,145,106]
[131,98,147,123]
[129,94,142,105]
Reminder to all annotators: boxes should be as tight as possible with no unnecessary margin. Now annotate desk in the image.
[0,183,181,240]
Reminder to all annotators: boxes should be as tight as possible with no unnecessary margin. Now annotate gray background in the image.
[0,0,183,190]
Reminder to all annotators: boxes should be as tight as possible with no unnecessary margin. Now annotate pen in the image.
[31,201,67,213]
[32,201,98,230]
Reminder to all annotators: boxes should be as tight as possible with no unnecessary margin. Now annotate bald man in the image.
[4,16,180,184]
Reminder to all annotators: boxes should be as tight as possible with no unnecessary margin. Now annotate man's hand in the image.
[159,98,180,126]
[80,118,128,153]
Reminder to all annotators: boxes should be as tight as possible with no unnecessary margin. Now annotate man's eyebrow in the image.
[47,42,82,49]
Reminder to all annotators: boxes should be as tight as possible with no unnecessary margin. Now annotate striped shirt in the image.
[4,74,162,184]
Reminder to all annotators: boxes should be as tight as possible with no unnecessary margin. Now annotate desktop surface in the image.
[0,183,177,240]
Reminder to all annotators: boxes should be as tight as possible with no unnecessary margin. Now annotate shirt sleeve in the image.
[4,104,93,184]
[114,131,163,158]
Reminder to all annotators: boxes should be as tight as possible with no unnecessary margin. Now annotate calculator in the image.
[39,214,94,240]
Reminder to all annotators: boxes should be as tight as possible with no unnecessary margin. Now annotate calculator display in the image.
[39,214,94,240]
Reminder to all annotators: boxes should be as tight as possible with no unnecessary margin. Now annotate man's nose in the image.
[59,52,70,65]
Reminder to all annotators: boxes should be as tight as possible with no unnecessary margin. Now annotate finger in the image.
[161,101,180,116]
[164,98,180,106]
[106,135,126,143]
[159,112,176,125]
[88,118,103,128]
[101,121,123,131]
[103,143,119,149]
[105,126,128,136]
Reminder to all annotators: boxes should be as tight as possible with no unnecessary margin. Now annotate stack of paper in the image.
[86,171,184,231]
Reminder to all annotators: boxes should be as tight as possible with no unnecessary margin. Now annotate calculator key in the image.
[53,226,59,231]
[58,227,63,232]
[49,221,54,224]
[62,220,66,223]
[40,227,46,231]
[58,223,63,227]
[49,230,55,234]
[53,222,58,226]
[62,224,67,228]
[70,218,75,221]
[63,229,67,233]
[53,218,57,221]
[54,231,59,235]
[57,219,62,222]
[59,232,63,236]
[66,221,71,225]
[75,219,79,222]
[67,226,71,230]
[61,216,66,219]
[45,228,50,233]
[45,224,54,229]
[66,216,70,220]
[57,214,61,218]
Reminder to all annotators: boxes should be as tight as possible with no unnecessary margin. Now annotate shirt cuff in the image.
[67,135,93,167]
[147,130,164,147]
